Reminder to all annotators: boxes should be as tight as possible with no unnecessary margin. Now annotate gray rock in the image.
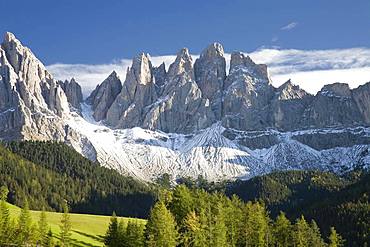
[222,52,274,130]
[0,32,70,141]
[59,78,83,111]
[194,43,226,119]
[86,71,122,121]
[352,82,370,124]
[302,83,364,128]
[105,54,157,128]
[270,80,312,130]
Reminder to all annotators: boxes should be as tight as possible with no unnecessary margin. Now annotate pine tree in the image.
[328,227,344,247]
[274,212,292,247]
[60,203,72,246]
[145,201,178,247]
[104,212,120,246]
[38,209,49,246]
[308,220,325,247]
[17,199,35,246]
[0,186,13,245]
[125,220,145,247]
[293,216,310,247]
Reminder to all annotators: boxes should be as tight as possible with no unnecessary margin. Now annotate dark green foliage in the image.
[1,141,156,217]
[226,170,350,216]
[104,212,120,247]
[226,170,369,246]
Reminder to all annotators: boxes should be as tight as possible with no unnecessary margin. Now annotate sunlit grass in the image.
[7,203,146,247]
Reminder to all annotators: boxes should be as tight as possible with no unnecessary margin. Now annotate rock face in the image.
[86,71,122,121]
[105,54,157,128]
[87,44,370,134]
[102,49,215,133]
[0,32,70,140]
[270,80,312,130]
[59,78,83,111]
[194,43,226,119]
[222,52,274,130]
[303,83,364,128]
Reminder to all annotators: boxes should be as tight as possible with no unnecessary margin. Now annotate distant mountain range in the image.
[1,32,370,181]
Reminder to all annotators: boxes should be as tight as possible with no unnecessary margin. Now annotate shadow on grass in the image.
[73,230,104,242]
[53,230,104,247]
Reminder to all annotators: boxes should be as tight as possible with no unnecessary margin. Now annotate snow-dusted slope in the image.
[66,104,370,181]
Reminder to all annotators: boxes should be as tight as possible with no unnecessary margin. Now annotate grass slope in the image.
[7,203,146,247]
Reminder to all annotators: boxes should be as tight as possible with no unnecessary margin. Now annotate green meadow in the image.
[7,203,146,247]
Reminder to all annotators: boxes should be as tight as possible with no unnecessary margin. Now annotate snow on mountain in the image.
[65,104,370,181]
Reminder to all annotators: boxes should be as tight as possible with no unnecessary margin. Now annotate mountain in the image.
[1,32,370,181]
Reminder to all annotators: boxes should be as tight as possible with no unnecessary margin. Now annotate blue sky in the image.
[1,0,369,64]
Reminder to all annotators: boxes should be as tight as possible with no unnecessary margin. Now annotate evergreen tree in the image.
[17,199,35,246]
[145,201,178,247]
[0,186,13,245]
[328,227,344,247]
[244,202,270,247]
[182,211,207,247]
[104,212,120,246]
[60,203,72,246]
[169,185,194,228]
[293,216,310,247]
[211,203,227,247]
[273,212,292,247]
[38,209,49,246]
[308,220,325,247]
[125,220,145,247]
[224,195,244,247]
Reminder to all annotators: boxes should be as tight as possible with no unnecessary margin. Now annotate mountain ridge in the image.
[1,32,370,181]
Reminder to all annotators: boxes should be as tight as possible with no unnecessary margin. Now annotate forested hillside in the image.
[226,170,369,246]
[1,141,155,217]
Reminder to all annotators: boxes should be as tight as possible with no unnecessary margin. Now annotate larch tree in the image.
[145,201,178,247]
[60,203,72,247]
[274,212,292,247]
[328,227,344,247]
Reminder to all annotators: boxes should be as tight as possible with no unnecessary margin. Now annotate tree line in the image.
[0,186,72,247]
[105,185,345,247]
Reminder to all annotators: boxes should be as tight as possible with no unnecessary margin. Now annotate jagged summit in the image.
[2,32,370,182]
[167,47,194,79]
[200,42,225,58]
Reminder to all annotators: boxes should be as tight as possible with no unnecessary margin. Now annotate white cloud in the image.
[281,22,298,31]
[46,47,370,97]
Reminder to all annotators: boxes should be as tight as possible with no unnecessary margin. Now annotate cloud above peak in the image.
[46,47,370,97]
[281,22,298,31]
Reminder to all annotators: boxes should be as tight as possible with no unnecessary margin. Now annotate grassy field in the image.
[7,203,146,247]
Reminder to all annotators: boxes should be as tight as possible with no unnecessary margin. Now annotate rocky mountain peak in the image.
[58,78,83,111]
[277,79,309,100]
[200,42,224,59]
[86,70,122,121]
[130,53,153,85]
[167,48,194,80]
[229,52,269,82]
[319,82,352,97]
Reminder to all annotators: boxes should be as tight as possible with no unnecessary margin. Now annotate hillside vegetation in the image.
[1,141,156,217]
